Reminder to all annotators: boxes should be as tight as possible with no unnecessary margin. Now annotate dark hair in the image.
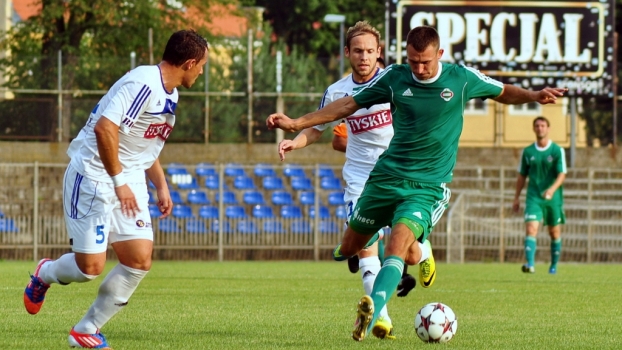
[377,56,385,68]
[406,26,440,52]
[533,116,550,127]
[162,29,209,67]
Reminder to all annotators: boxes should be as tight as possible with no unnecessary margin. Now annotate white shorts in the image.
[63,164,153,254]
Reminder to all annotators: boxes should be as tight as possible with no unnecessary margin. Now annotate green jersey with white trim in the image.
[518,140,567,201]
[352,62,503,183]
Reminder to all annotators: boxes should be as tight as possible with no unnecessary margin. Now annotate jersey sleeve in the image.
[101,81,154,134]
[556,146,568,174]
[314,88,346,132]
[518,149,529,175]
[352,68,392,109]
[462,66,504,100]
[332,123,347,138]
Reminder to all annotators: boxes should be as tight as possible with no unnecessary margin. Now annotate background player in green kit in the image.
[266,26,567,341]
[513,116,567,275]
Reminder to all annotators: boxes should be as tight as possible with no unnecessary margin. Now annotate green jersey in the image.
[518,140,567,201]
[352,63,503,183]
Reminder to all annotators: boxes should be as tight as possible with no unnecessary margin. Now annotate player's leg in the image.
[70,182,152,348]
[522,199,542,273]
[545,202,565,274]
[24,165,106,315]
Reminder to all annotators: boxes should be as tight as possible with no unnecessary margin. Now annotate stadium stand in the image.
[166,163,188,175]
[263,219,284,234]
[187,190,210,205]
[252,205,274,218]
[199,206,219,219]
[280,205,302,219]
[327,191,344,205]
[299,191,315,205]
[0,218,18,232]
[272,191,294,205]
[196,162,217,177]
[172,205,194,218]
[233,175,256,189]
[290,219,312,234]
[186,219,208,234]
[237,220,258,234]
[225,205,247,218]
[148,204,161,217]
[320,176,342,190]
[253,163,277,177]
[243,190,265,205]
[224,163,246,177]
[283,164,306,177]
[262,176,284,190]
[169,190,183,204]
[204,175,226,190]
[215,191,238,204]
[309,206,330,219]
[335,206,347,219]
[291,176,313,191]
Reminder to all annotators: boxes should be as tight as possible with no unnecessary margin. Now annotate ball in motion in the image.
[414,302,458,343]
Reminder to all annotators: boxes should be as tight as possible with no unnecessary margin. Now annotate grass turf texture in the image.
[1,261,621,349]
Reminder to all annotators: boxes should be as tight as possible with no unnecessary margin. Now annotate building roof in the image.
[13,0,40,20]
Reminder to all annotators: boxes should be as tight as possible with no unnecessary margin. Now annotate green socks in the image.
[369,256,404,330]
[550,238,561,268]
[524,236,537,266]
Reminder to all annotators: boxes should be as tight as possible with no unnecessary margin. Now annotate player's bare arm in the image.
[494,85,567,105]
[267,96,360,132]
[332,135,347,152]
[145,158,172,218]
[544,172,566,199]
[512,174,526,213]
[94,116,138,217]
[278,128,324,162]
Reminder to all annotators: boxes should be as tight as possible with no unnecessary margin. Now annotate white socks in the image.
[417,241,431,264]
[39,253,96,285]
[359,257,390,323]
[74,264,148,334]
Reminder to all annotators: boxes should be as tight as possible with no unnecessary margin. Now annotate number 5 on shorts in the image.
[96,225,105,244]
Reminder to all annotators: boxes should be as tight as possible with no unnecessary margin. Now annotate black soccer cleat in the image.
[396,273,416,297]
[348,255,360,273]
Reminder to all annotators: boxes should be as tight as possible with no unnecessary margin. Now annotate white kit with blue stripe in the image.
[67,65,178,184]
[313,68,393,203]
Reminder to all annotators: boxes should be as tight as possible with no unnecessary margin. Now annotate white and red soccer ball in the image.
[414,302,458,343]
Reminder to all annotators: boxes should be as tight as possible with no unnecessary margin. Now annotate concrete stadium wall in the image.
[1,141,620,168]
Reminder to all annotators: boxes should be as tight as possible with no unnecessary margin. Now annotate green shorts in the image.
[347,173,451,242]
[524,197,565,226]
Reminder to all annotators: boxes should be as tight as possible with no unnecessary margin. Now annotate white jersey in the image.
[67,65,178,184]
[314,68,393,198]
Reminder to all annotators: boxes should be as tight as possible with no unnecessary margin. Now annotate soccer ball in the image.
[414,302,458,343]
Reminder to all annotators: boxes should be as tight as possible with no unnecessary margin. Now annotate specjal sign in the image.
[387,0,615,97]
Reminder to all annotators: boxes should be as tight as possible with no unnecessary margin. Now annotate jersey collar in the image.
[411,62,443,84]
[534,139,552,151]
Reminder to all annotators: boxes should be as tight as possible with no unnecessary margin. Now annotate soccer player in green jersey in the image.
[513,116,566,275]
[267,26,567,341]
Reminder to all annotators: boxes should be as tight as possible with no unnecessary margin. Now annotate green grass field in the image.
[1,261,621,349]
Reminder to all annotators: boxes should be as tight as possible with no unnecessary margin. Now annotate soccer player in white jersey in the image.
[277,21,428,340]
[23,30,208,349]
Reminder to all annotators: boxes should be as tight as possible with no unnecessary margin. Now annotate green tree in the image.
[0,0,232,141]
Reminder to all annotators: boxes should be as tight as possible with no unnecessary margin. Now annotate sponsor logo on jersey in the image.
[440,88,454,101]
[346,110,392,135]
[352,208,375,225]
[402,88,413,96]
[144,122,173,140]
[135,220,152,228]
[547,155,553,163]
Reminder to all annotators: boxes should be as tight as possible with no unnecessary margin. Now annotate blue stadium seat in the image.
[290,219,312,234]
[148,204,161,217]
[283,165,306,177]
[148,191,156,204]
[320,220,341,234]
[254,163,276,177]
[335,206,348,219]
[158,218,181,233]
[291,176,312,191]
[196,162,217,177]
[175,175,199,190]
[262,219,284,234]
[320,177,342,190]
[169,190,183,204]
[314,165,336,178]
[243,191,265,205]
[187,190,210,205]
[166,163,188,175]
[252,205,274,218]
[172,205,194,218]
[237,220,258,234]
[199,205,219,219]
[186,219,208,234]
[0,208,4,217]
[299,191,315,205]
[0,218,18,232]
[215,191,238,204]
[233,176,256,189]
[211,220,231,233]
[263,176,284,190]
[204,175,227,190]
[327,191,344,206]
[224,163,246,177]
[271,191,293,205]
[280,205,302,219]
[225,205,247,218]
[309,206,330,219]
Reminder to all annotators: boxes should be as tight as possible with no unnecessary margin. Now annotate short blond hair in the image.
[345,21,381,49]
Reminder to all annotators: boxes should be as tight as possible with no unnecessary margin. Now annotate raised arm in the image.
[494,85,567,105]
[267,96,360,132]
